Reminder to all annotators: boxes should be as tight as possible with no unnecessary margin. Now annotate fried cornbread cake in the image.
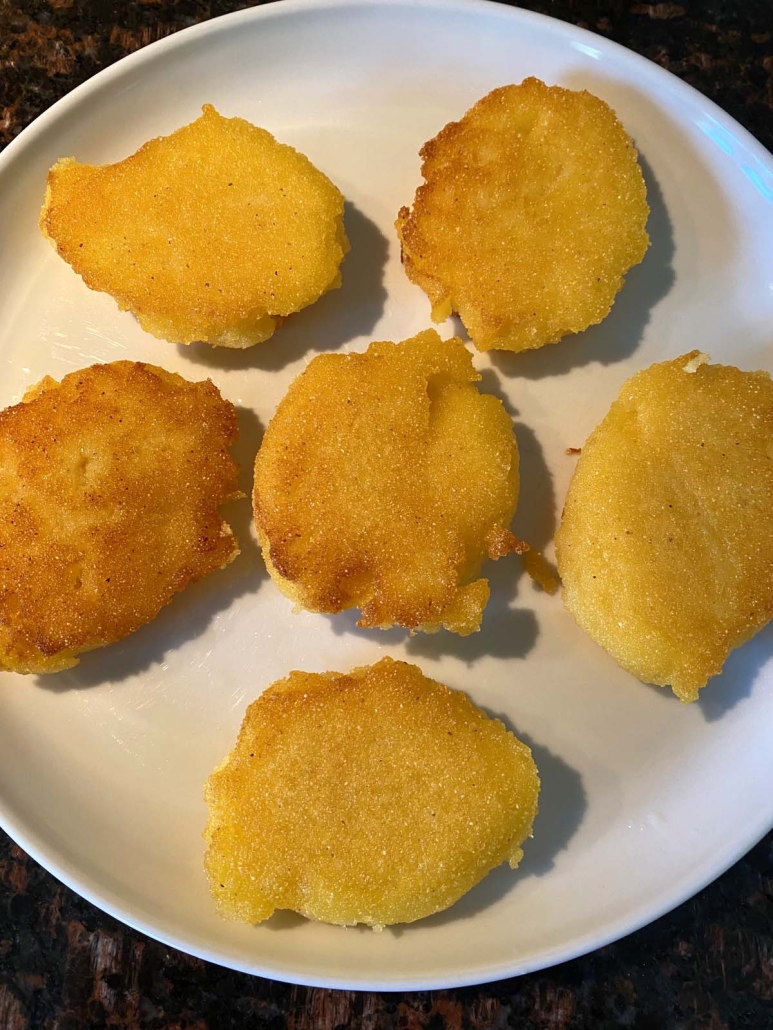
[0,361,240,673]
[253,329,525,635]
[204,657,540,928]
[556,352,773,701]
[40,105,349,348]
[397,79,649,353]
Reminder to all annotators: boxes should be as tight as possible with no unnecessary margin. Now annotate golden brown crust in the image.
[203,657,540,927]
[40,105,349,347]
[253,329,520,635]
[522,550,559,594]
[0,361,241,673]
[556,351,773,701]
[485,527,529,560]
[397,79,650,353]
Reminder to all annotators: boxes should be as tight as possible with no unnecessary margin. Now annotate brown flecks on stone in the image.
[0,985,28,1030]
[630,3,686,19]
[0,848,28,894]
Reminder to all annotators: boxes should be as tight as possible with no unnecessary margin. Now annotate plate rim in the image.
[2,0,772,178]
[1,0,772,991]
[2,790,772,990]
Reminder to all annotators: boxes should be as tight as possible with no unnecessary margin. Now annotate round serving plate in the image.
[0,0,772,991]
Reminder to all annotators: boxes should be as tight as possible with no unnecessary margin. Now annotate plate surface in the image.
[1,0,773,991]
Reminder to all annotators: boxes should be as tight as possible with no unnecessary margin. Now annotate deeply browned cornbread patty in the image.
[204,657,540,928]
[40,105,349,348]
[397,79,649,353]
[556,352,773,701]
[0,361,240,673]
[253,329,525,635]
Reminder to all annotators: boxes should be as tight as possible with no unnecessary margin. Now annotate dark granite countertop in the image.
[1,1,773,1027]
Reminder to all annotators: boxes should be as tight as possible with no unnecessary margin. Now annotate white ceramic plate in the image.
[1,0,773,992]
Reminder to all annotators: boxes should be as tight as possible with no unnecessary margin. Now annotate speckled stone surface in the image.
[1,0,773,152]
[1,1,773,1027]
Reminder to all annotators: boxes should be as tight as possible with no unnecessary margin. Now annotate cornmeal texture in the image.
[396,79,649,353]
[0,361,240,673]
[204,657,540,928]
[40,105,349,348]
[556,352,773,702]
[253,329,524,634]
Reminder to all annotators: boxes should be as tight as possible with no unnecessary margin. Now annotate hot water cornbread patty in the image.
[556,352,773,701]
[396,79,650,353]
[203,657,540,928]
[0,361,240,673]
[40,105,349,348]
[253,329,525,635]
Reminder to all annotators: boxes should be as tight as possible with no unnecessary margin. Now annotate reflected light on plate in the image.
[697,117,736,156]
[570,41,602,59]
[741,164,773,203]
[698,117,773,202]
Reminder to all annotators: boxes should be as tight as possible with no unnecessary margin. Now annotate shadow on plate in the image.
[638,619,773,721]
[489,151,674,381]
[406,584,538,664]
[176,202,388,372]
[477,367,559,588]
[506,726,587,879]
[264,910,309,932]
[36,406,267,691]
[561,70,737,273]
[697,622,773,722]
[401,720,586,932]
[323,560,539,664]
[326,608,408,650]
